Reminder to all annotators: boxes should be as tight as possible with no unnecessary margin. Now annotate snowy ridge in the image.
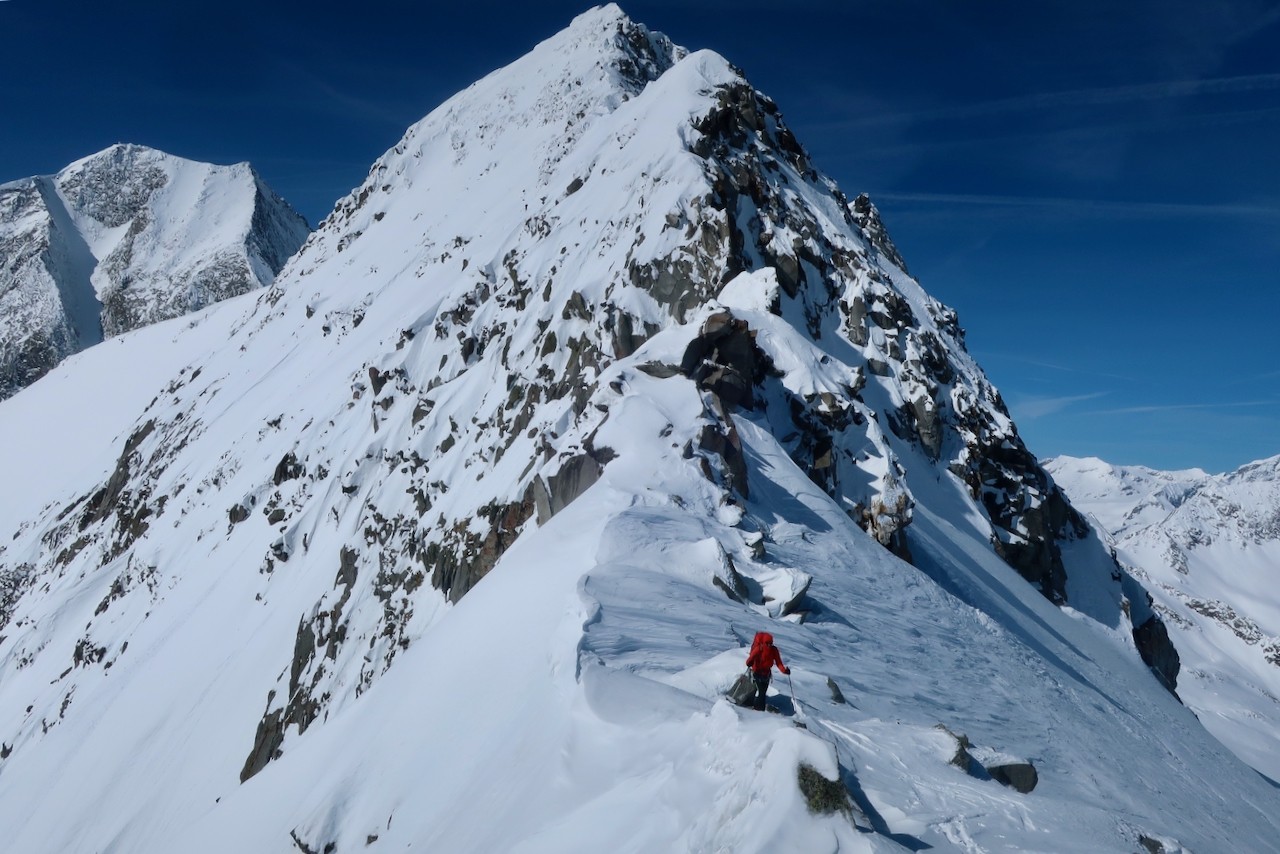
[1050,453,1280,784]
[1044,455,1211,537]
[0,5,1277,851]
[0,143,309,398]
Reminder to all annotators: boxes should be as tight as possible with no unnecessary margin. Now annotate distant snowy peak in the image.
[53,143,311,337]
[0,143,309,398]
[1047,454,1280,546]
[1048,453,1280,780]
[1149,454,1280,549]
[1045,455,1210,537]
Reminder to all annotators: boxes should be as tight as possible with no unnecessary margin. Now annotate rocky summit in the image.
[0,143,309,398]
[0,6,1276,852]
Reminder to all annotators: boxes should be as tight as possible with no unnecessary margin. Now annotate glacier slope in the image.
[2,276,1277,852]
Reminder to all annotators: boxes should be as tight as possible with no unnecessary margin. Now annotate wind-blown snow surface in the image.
[0,143,309,398]
[1049,454,1280,785]
[1,6,1278,851]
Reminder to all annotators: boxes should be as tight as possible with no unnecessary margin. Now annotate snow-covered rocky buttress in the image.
[0,143,310,398]
[1049,454,1280,785]
[1,6,1276,851]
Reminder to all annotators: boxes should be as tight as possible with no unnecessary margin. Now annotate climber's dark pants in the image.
[752,671,771,711]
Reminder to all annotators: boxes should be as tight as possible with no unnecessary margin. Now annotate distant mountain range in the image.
[0,143,309,398]
[1048,454,1280,784]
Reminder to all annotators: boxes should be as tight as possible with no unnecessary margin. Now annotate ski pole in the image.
[787,671,807,727]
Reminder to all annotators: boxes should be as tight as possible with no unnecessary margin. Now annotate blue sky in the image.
[2,1,1277,473]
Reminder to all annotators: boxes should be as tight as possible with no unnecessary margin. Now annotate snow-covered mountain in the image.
[0,143,309,398]
[1,6,1277,851]
[1048,454,1280,784]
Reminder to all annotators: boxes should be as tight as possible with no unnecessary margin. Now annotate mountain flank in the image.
[0,6,1275,851]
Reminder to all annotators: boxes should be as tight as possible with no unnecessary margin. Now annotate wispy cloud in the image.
[871,192,1280,220]
[1094,400,1278,415]
[1225,367,1280,386]
[820,73,1280,131]
[814,104,1280,164]
[270,59,419,129]
[1013,392,1110,419]
[940,72,1280,116]
[979,353,1137,383]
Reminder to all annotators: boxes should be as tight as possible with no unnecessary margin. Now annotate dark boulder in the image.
[679,310,760,411]
[987,762,1038,794]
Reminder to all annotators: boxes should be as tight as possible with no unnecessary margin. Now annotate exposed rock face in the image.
[850,194,908,274]
[670,68,1094,595]
[1133,613,1181,694]
[534,456,604,524]
[0,144,309,399]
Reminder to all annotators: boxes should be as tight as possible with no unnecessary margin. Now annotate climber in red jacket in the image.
[745,632,789,711]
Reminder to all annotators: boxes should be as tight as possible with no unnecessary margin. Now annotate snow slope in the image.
[0,144,309,398]
[1050,454,1280,785]
[1,6,1277,851]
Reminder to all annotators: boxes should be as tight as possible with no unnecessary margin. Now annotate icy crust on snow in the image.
[0,5,1270,851]
[1050,454,1280,782]
[0,144,309,398]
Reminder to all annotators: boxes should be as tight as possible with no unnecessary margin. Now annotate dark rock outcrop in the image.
[987,762,1039,794]
[679,310,761,410]
[797,763,856,818]
[938,725,1038,793]
[534,455,604,525]
[1133,614,1181,695]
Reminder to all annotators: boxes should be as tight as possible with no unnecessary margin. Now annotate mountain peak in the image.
[3,9,1275,852]
[0,144,308,398]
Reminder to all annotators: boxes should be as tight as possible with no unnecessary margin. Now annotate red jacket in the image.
[746,632,788,675]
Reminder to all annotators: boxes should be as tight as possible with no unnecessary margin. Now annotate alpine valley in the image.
[1,7,1277,852]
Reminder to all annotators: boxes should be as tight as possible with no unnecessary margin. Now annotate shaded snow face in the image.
[0,143,309,399]
[0,5,1259,853]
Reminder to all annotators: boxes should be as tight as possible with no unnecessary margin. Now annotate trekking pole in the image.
[787,671,807,729]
